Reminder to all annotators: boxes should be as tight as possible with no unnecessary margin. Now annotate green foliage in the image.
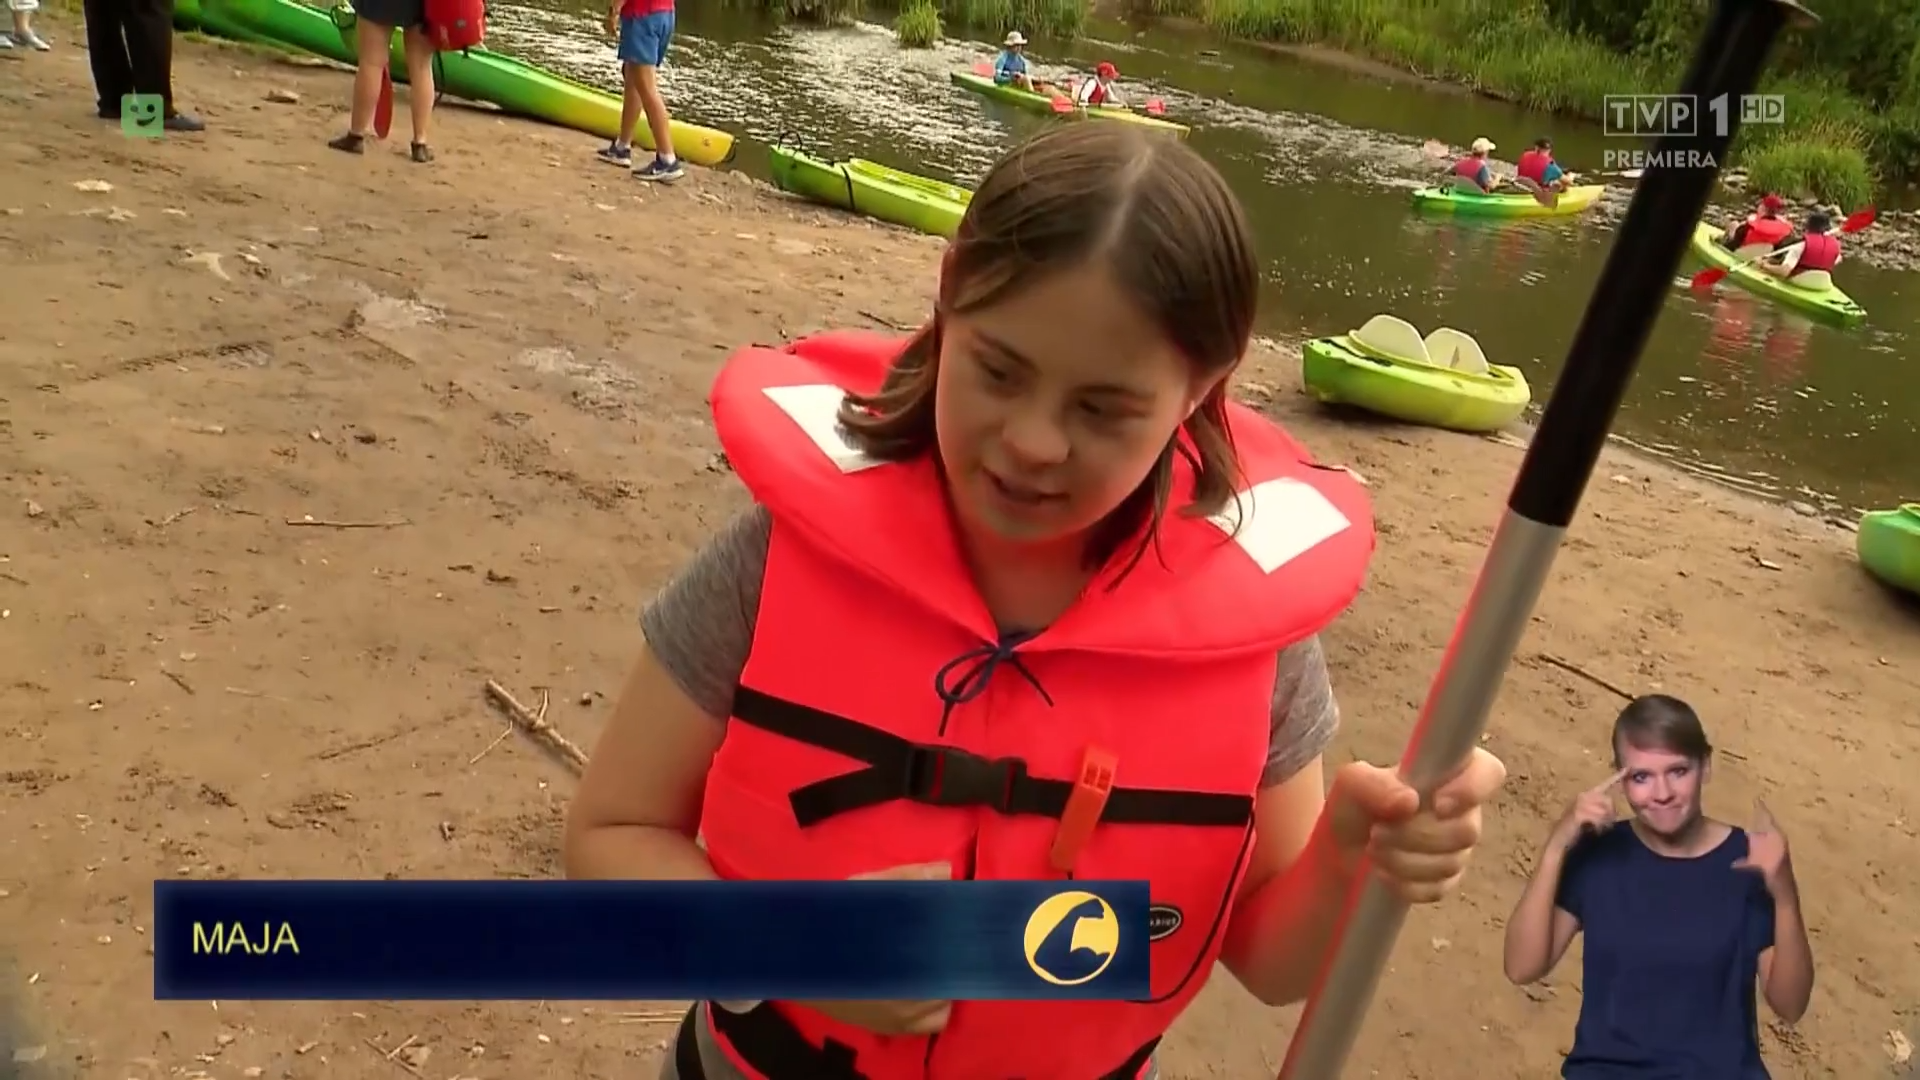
[939,0,1084,37]
[1136,0,1919,200]
[896,0,942,46]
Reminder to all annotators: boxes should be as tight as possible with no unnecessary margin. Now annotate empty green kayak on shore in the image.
[769,146,970,239]
[1857,505,1920,595]
[1301,316,1531,434]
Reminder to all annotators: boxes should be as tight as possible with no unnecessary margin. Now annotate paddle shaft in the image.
[1274,2,1816,1077]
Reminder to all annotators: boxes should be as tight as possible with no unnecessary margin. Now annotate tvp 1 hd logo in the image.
[1600,93,1784,171]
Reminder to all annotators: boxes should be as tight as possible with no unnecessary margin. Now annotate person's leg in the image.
[11,0,50,50]
[631,10,680,182]
[597,18,642,164]
[81,0,133,114]
[124,0,172,111]
[331,17,390,150]
[401,24,433,158]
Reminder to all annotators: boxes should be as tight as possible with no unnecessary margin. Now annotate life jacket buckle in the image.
[903,744,1028,812]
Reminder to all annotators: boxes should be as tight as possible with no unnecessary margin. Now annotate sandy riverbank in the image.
[2,19,1918,1079]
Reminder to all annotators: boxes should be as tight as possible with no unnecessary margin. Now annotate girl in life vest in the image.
[565,122,1508,1080]
[1073,61,1125,108]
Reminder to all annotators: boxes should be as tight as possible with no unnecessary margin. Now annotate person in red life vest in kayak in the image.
[1720,193,1792,250]
[1516,137,1570,193]
[1759,210,1843,283]
[1072,61,1126,108]
[1451,137,1498,192]
[328,0,438,161]
[564,122,1509,1080]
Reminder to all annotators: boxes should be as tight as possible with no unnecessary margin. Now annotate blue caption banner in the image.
[153,880,1151,1001]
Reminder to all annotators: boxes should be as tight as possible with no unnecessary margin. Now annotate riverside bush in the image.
[1131,0,1920,201]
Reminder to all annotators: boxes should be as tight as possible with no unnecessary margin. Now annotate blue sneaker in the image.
[634,156,684,183]
[596,142,632,166]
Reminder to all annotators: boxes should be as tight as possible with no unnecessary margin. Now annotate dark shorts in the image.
[619,10,674,67]
[354,0,424,30]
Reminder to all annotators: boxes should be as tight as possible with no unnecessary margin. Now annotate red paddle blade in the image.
[972,61,993,76]
[374,68,394,139]
[1145,98,1165,115]
[1840,207,1876,233]
[1689,266,1729,289]
[1051,96,1073,113]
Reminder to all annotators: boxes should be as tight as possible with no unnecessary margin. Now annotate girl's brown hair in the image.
[837,122,1260,571]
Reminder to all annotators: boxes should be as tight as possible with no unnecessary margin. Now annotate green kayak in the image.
[1410,184,1604,218]
[1301,328,1530,434]
[769,146,970,239]
[1687,223,1866,326]
[1857,505,1920,594]
[196,0,736,166]
[948,71,1188,137]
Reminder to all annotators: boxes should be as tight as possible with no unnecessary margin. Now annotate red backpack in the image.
[424,0,484,50]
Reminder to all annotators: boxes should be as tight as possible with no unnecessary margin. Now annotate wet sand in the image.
[2,19,1918,1079]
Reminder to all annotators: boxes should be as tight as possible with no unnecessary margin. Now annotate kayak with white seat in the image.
[1301,315,1531,434]
[1686,223,1866,326]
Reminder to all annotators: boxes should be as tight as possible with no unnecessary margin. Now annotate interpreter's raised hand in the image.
[1549,768,1626,854]
[796,861,954,1036]
[1732,800,1795,897]
[1326,748,1508,904]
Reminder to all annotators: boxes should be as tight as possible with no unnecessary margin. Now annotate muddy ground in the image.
[2,17,1918,1080]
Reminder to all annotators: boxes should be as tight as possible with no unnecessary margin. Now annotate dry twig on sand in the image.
[1532,652,1635,702]
[482,680,590,774]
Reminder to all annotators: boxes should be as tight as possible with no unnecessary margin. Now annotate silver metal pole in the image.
[1276,2,1817,1075]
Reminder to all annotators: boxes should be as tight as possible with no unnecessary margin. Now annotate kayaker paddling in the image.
[1758,210,1843,283]
[1450,137,1497,193]
[1516,137,1571,194]
[1719,193,1791,251]
[1071,60,1125,108]
[992,30,1047,94]
[565,122,1507,1080]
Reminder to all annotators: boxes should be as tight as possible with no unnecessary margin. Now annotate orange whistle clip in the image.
[1049,746,1116,875]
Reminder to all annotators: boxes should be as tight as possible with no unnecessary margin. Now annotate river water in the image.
[487,1,1916,514]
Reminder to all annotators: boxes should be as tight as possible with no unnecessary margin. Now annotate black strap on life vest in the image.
[675,1002,1163,1080]
[731,686,1254,830]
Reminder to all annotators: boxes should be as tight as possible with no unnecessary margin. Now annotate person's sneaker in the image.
[15,29,49,49]
[633,156,683,183]
[0,33,15,48]
[163,112,205,132]
[596,141,631,166]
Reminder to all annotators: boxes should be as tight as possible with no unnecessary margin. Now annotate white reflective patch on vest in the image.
[1207,476,1351,574]
[761,383,884,474]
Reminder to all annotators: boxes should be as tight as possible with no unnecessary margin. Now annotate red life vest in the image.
[1086,81,1110,106]
[1516,149,1551,185]
[423,0,483,51]
[1796,231,1840,273]
[696,331,1375,1080]
[1453,156,1487,179]
[1743,214,1791,246]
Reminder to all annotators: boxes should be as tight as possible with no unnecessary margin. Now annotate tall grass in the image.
[896,0,942,46]
[941,0,1083,38]
[1148,0,1890,202]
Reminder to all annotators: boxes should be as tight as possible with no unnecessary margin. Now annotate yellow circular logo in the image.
[1022,890,1120,987]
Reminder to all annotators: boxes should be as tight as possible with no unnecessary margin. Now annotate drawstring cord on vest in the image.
[931,630,1054,736]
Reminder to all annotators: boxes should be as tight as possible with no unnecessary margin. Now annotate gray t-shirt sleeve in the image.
[638,504,1339,785]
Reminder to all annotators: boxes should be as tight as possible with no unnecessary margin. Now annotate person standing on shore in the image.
[564,122,1508,1080]
[1502,694,1814,1079]
[597,0,681,183]
[3,0,52,51]
[328,0,436,161]
[81,0,203,130]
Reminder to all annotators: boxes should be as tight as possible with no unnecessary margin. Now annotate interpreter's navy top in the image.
[1556,821,1776,1080]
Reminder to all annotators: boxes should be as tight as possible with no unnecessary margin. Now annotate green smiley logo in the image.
[121,93,164,138]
